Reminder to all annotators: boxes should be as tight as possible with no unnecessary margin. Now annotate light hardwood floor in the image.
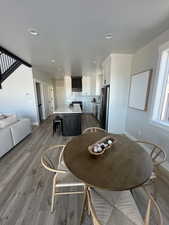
[0,114,169,225]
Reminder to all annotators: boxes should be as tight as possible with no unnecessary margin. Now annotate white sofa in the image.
[0,126,13,158]
[10,119,32,145]
[0,115,32,158]
[0,114,17,128]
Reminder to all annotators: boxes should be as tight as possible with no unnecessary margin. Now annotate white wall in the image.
[33,68,54,121]
[125,28,169,159]
[102,54,133,133]
[0,65,38,124]
[102,55,111,85]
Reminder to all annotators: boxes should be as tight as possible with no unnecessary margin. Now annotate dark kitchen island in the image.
[54,104,82,136]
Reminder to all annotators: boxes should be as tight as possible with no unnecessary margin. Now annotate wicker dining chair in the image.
[41,145,86,213]
[87,186,163,225]
[83,127,105,134]
[135,141,166,199]
[136,141,166,183]
[135,141,167,167]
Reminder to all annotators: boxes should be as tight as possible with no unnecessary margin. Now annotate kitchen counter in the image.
[54,104,82,136]
[54,104,82,114]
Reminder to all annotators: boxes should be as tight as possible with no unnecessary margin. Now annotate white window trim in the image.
[151,40,169,130]
[150,119,169,132]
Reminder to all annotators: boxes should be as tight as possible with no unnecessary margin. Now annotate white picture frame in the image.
[129,70,152,111]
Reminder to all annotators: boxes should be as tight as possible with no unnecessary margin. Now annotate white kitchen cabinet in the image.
[82,75,102,96]
[64,76,72,98]
[102,56,111,85]
[82,76,91,95]
[95,74,103,95]
[90,75,96,96]
[104,54,133,133]
[82,100,88,113]
[83,99,93,113]
[92,103,96,116]
[87,102,93,113]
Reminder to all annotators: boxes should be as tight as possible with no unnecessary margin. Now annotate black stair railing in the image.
[0,47,31,88]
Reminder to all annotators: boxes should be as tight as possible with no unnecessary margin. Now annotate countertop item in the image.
[54,104,82,114]
[63,131,153,191]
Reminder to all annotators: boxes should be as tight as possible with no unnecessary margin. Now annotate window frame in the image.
[152,41,169,130]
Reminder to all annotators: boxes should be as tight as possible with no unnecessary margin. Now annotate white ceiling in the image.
[1,0,169,77]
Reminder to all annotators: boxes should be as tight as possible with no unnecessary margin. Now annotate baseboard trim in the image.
[124,132,137,141]
[32,122,39,126]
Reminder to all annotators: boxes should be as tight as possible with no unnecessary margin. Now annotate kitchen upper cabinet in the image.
[95,74,103,95]
[64,76,72,98]
[64,75,102,97]
[82,76,91,95]
[102,56,111,85]
[82,75,102,96]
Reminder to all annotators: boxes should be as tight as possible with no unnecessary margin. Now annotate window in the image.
[152,43,169,128]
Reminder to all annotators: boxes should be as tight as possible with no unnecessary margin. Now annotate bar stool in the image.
[53,116,63,135]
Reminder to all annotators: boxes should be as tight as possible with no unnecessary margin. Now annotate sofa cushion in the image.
[0,114,17,128]
[0,114,8,120]
[0,127,14,158]
[10,118,32,145]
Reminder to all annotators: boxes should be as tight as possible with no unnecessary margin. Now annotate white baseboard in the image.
[124,131,169,179]
[124,132,137,141]
[124,132,151,153]
[32,122,39,126]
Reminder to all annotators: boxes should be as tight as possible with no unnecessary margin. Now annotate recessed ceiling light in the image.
[28,28,39,36]
[51,59,56,63]
[92,60,97,64]
[105,33,113,40]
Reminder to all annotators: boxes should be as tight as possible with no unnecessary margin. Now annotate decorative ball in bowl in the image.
[88,135,117,157]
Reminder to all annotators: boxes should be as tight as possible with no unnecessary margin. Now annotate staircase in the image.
[0,47,31,88]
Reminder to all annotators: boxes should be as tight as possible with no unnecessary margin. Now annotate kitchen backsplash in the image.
[65,93,100,104]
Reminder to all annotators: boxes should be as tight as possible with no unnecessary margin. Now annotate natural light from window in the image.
[161,76,169,122]
[152,44,169,129]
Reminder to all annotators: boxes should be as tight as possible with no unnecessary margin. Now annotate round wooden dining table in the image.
[63,131,153,191]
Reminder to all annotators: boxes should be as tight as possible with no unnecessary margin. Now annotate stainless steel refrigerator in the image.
[100,85,110,130]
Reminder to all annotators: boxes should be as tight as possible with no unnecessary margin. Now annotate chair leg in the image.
[86,191,91,216]
[144,199,151,225]
[152,179,157,201]
[51,175,56,213]
[80,185,88,224]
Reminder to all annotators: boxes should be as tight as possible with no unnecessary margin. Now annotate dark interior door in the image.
[36,82,43,123]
